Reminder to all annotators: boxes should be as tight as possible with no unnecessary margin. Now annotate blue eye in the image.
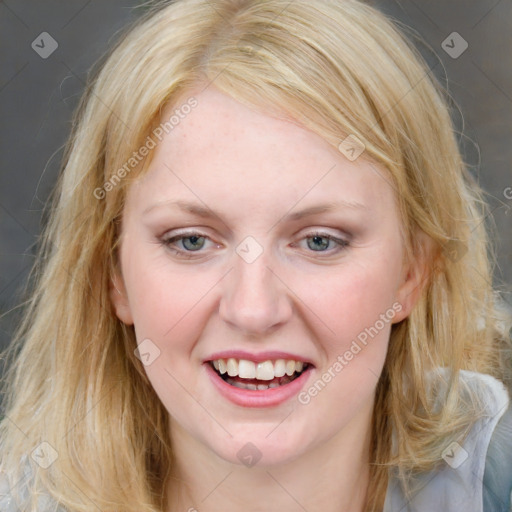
[162,233,210,257]
[301,232,349,253]
[176,234,206,251]
[162,230,349,258]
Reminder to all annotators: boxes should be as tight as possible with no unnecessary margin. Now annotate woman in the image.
[1,0,511,510]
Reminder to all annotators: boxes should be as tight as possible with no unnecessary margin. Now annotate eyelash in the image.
[161,230,350,259]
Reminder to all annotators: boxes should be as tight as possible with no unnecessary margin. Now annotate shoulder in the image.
[483,402,512,512]
[0,472,18,512]
[0,461,31,512]
[0,461,65,512]
[384,369,511,512]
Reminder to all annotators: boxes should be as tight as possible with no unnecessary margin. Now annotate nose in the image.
[218,247,293,337]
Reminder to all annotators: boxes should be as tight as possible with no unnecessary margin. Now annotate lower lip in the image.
[204,363,314,408]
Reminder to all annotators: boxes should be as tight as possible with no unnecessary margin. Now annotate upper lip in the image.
[204,350,315,366]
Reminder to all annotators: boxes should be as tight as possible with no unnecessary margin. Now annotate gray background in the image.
[1,0,511,354]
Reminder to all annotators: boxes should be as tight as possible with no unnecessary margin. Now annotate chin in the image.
[202,424,312,468]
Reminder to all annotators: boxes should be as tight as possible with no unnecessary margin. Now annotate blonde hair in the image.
[1,0,510,510]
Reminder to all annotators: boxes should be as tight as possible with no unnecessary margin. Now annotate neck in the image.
[165,401,373,512]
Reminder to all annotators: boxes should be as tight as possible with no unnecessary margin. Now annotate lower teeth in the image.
[225,379,280,390]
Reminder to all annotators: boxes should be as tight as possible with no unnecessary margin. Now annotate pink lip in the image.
[204,350,314,365]
[204,362,314,408]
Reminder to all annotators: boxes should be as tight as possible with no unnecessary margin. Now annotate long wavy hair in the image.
[1,0,510,510]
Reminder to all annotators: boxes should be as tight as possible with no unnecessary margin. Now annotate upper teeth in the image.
[212,358,305,380]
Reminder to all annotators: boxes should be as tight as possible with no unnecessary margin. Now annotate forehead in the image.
[126,87,397,221]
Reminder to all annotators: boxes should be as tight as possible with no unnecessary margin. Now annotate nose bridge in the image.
[218,240,292,335]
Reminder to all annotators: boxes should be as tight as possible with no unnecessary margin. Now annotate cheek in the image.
[291,261,398,432]
[122,251,214,420]
[123,248,215,342]
[293,256,401,351]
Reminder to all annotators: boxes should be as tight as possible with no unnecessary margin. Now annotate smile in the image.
[205,356,314,407]
[210,358,309,390]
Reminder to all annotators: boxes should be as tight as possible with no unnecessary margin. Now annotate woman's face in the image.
[111,87,421,466]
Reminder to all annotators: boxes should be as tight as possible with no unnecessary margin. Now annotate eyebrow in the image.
[142,199,366,222]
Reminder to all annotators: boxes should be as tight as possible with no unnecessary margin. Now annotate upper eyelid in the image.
[162,227,350,240]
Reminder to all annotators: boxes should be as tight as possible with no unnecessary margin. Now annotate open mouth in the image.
[208,358,312,391]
